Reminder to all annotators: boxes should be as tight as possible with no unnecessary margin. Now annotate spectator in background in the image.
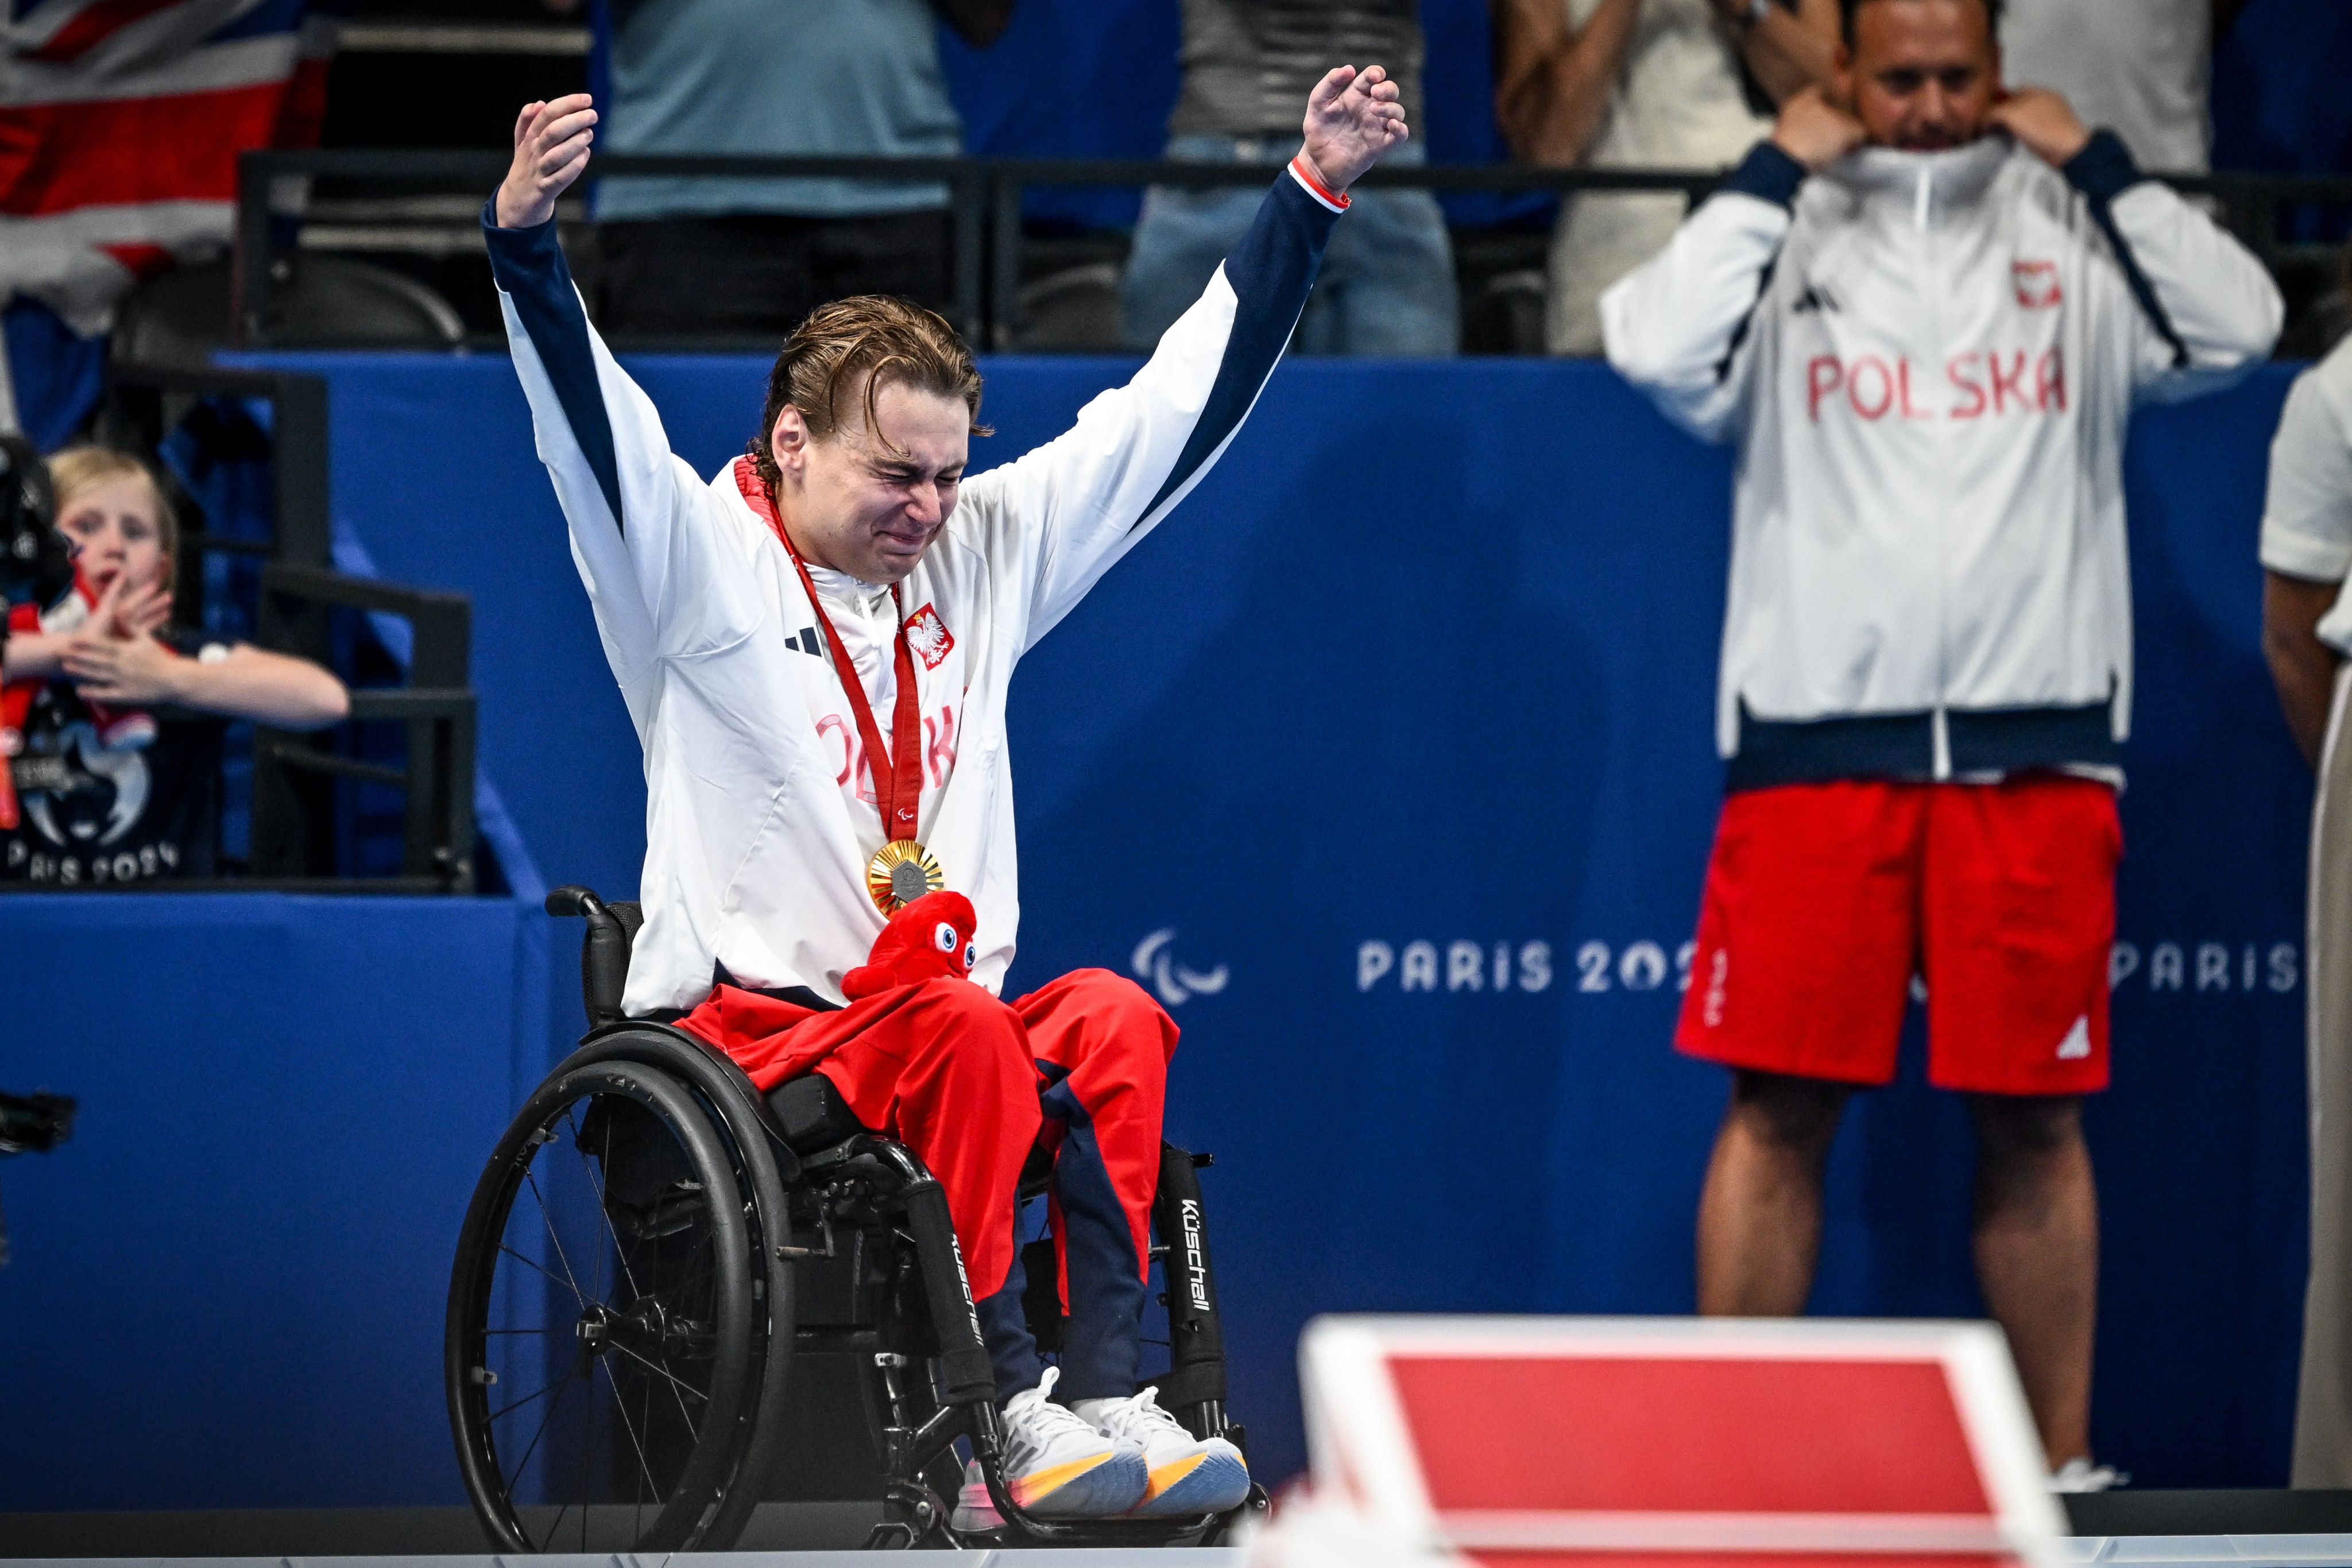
[2000,0,2246,173]
[1493,0,1838,355]
[0,448,348,884]
[1121,1,1459,356]
[0,0,339,446]
[1604,0,2278,1478]
[2257,289,2352,1488]
[567,0,1013,339]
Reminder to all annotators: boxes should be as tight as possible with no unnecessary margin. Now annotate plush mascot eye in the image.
[934,922,958,953]
[964,940,979,970]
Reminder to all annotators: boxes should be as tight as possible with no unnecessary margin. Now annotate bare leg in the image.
[1696,1069,1852,1315]
[1968,1093,2097,1468]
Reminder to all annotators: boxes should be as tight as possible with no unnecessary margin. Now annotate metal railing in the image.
[238,148,2352,353]
[90,362,479,893]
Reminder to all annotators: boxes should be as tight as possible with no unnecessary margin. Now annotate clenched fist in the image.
[1771,87,1867,172]
[1989,88,2091,167]
[1299,63,1410,195]
[494,94,598,230]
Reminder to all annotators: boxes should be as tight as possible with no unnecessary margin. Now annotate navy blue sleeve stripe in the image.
[481,198,626,531]
[1722,140,1806,210]
[1135,173,1341,528]
[2064,131,2188,368]
[2063,130,2142,203]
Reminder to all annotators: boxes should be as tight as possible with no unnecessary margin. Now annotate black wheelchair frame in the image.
[443,884,1264,1551]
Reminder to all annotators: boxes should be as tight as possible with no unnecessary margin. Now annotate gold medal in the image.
[867,838,946,913]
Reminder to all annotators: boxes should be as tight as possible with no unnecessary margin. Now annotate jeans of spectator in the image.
[594,208,953,339]
[1120,135,1458,357]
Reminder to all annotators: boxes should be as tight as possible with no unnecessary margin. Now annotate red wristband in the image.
[1288,153,1351,211]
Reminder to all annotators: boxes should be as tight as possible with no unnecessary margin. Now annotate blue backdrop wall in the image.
[0,894,552,1509]
[2,350,2315,1506]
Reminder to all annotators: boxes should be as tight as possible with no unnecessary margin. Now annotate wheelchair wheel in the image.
[446,1059,755,1552]
[566,1025,802,1548]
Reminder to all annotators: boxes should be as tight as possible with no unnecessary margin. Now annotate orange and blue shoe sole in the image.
[1128,1446,1251,1517]
[1009,1447,1149,1518]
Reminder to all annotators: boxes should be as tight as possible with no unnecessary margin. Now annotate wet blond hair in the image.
[747,295,991,494]
[46,444,180,593]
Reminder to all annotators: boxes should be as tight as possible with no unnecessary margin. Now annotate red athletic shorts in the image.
[1673,775,2121,1095]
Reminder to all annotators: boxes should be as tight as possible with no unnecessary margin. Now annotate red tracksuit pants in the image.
[677,967,1176,1401]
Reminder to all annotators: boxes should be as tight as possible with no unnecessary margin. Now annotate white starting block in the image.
[1295,1315,2067,1567]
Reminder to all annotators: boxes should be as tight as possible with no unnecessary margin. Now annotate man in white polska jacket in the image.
[485,71,1407,1526]
[1602,0,2280,1482]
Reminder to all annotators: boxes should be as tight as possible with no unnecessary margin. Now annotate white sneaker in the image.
[949,1366,1147,1531]
[1080,1385,1251,1517]
[2050,1457,2129,1493]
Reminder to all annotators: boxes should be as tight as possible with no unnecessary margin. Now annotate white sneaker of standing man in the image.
[2049,1457,2128,1493]
[950,1366,1147,1531]
[1073,1385,1251,1516]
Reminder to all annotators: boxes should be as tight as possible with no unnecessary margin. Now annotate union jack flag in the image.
[1,0,338,335]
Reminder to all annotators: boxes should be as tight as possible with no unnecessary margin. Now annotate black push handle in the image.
[545,884,632,1026]
[545,884,603,918]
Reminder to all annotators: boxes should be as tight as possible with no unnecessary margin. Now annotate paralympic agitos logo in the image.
[1131,928,1229,1006]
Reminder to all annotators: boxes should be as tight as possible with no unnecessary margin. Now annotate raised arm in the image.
[1601,88,1862,443]
[485,95,748,676]
[1716,0,1840,106]
[1989,90,2282,401]
[970,64,1407,645]
[1489,0,1642,166]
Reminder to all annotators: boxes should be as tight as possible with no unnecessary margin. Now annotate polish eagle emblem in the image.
[904,603,954,669]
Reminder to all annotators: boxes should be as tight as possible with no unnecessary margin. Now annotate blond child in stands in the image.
[1,446,347,883]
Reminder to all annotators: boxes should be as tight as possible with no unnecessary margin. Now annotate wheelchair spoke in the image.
[564,1102,649,1308]
[605,1337,709,1443]
[541,1497,571,1554]
[636,1368,651,1538]
[487,1364,577,1424]
[559,1105,620,1308]
[494,1361,583,1493]
[523,1167,591,1308]
[497,1241,589,1307]
[597,1356,666,1504]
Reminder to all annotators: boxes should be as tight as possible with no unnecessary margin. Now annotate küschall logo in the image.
[1179,1197,1210,1312]
[1132,928,1229,1006]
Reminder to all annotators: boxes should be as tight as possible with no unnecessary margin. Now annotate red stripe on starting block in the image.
[1388,1355,1993,1517]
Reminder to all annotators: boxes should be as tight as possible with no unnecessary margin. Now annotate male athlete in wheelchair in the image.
[441,60,1410,1554]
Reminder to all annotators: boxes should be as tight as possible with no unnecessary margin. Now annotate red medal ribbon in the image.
[736,459,925,845]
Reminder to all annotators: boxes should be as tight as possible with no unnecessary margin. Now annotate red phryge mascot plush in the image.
[842,890,980,998]
[684,891,984,1091]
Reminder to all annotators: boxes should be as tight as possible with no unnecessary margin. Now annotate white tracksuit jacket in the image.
[486,168,1346,1013]
[1602,131,2281,788]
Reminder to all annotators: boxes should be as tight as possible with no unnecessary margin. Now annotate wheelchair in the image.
[444,885,1266,1552]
